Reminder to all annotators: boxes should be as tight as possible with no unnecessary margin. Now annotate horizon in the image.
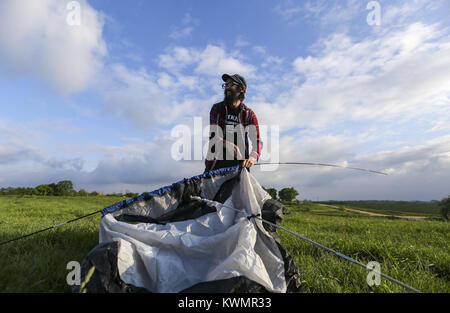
[0,179,446,202]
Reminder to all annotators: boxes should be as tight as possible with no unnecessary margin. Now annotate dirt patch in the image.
[318,204,429,220]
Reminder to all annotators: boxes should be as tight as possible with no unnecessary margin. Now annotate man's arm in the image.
[243,110,263,168]
[249,110,262,160]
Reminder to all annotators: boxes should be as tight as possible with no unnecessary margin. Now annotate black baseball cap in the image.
[222,74,247,91]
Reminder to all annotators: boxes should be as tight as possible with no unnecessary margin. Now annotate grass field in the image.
[280,202,449,293]
[0,196,449,293]
[0,196,120,293]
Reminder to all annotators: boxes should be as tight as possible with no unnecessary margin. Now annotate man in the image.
[205,73,262,172]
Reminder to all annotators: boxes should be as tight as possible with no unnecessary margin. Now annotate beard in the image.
[224,89,240,106]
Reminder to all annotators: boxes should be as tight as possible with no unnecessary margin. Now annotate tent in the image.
[73,165,302,293]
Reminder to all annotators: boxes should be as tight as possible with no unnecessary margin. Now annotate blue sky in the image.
[1,0,449,200]
[97,0,320,61]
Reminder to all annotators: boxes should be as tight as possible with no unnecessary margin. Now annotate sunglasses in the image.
[222,81,238,89]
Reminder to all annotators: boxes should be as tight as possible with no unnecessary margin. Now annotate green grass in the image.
[280,202,449,293]
[0,196,448,293]
[0,195,123,293]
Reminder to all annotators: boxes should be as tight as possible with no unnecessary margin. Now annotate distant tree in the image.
[0,187,15,195]
[106,192,124,197]
[48,183,57,196]
[278,187,299,202]
[90,191,99,196]
[55,180,75,196]
[25,187,37,196]
[78,189,88,197]
[438,195,450,221]
[262,187,278,199]
[36,185,53,196]
[15,187,36,196]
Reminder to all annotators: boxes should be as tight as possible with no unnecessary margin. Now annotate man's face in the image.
[224,79,242,102]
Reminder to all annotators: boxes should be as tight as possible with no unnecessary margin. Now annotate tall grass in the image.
[0,196,448,292]
[280,202,449,293]
[0,196,122,292]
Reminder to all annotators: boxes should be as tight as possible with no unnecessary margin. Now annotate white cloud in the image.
[274,0,445,31]
[86,137,200,186]
[96,61,220,130]
[303,0,328,17]
[169,26,194,41]
[0,130,204,194]
[252,46,267,55]
[354,135,450,173]
[382,0,446,26]
[274,3,302,23]
[99,64,175,129]
[252,134,450,200]
[168,13,199,41]
[0,138,85,175]
[0,0,107,95]
[0,141,44,165]
[274,0,362,27]
[195,45,257,78]
[262,56,283,67]
[235,36,250,48]
[317,0,363,27]
[251,22,450,132]
[159,45,257,80]
[241,16,450,201]
[158,46,201,73]
[0,118,86,172]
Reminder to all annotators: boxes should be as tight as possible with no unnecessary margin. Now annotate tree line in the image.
[1,180,299,201]
[2,180,448,221]
[0,180,139,198]
[262,186,299,202]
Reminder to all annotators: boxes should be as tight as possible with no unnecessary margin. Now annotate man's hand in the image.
[242,157,255,168]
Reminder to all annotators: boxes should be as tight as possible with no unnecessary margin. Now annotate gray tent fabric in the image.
[74,166,301,293]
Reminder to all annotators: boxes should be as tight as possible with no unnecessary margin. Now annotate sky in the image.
[0,0,449,201]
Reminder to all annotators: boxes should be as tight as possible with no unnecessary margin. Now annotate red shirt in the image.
[205,101,262,171]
